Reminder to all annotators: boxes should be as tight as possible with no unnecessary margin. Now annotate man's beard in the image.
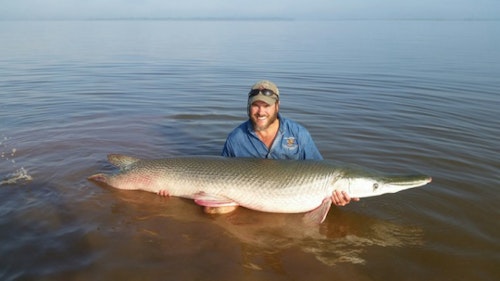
[251,111,278,132]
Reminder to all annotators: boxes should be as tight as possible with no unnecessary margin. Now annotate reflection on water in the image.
[101,190,423,270]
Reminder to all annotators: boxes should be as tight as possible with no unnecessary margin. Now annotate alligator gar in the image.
[88,154,431,223]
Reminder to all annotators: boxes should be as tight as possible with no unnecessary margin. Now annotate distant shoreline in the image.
[1,17,499,22]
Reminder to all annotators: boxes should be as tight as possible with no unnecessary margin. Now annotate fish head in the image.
[338,173,432,198]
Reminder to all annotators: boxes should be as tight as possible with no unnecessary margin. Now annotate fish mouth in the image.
[384,175,432,188]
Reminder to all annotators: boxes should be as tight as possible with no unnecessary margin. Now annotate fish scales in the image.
[166,157,335,212]
[109,157,336,212]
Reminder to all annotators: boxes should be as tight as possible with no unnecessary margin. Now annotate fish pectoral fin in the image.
[303,198,332,224]
[193,192,239,207]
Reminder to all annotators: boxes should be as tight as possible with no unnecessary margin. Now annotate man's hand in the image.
[158,190,170,197]
[332,190,359,206]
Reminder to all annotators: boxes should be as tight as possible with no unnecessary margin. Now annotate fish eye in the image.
[373,183,379,190]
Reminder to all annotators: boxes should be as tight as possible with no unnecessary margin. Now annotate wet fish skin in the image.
[88,154,431,223]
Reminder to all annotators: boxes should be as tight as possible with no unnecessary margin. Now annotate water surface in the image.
[1,20,499,280]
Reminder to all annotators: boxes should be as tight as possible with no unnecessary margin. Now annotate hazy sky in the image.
[0,0,498,20]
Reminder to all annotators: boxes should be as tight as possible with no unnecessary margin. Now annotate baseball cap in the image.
[248,80,280,105]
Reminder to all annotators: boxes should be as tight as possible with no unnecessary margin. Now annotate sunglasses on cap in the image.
[248,89,279,100]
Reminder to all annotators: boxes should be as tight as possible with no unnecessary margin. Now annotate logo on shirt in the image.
[284,137,298,149]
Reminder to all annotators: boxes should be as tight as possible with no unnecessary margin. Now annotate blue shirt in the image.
[221,114,323,160]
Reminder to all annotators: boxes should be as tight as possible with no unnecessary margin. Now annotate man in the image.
[222,80,358,206]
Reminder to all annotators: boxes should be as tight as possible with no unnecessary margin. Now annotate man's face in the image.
[249,100,279,131]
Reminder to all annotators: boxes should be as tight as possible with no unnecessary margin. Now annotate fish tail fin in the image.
[88,173,112,188]
[303,198,332,224]
[107,154,140,169]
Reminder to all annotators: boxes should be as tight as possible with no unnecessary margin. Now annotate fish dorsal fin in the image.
[107,154,141,169]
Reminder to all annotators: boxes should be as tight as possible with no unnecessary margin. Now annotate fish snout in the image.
[386,175,432,188]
